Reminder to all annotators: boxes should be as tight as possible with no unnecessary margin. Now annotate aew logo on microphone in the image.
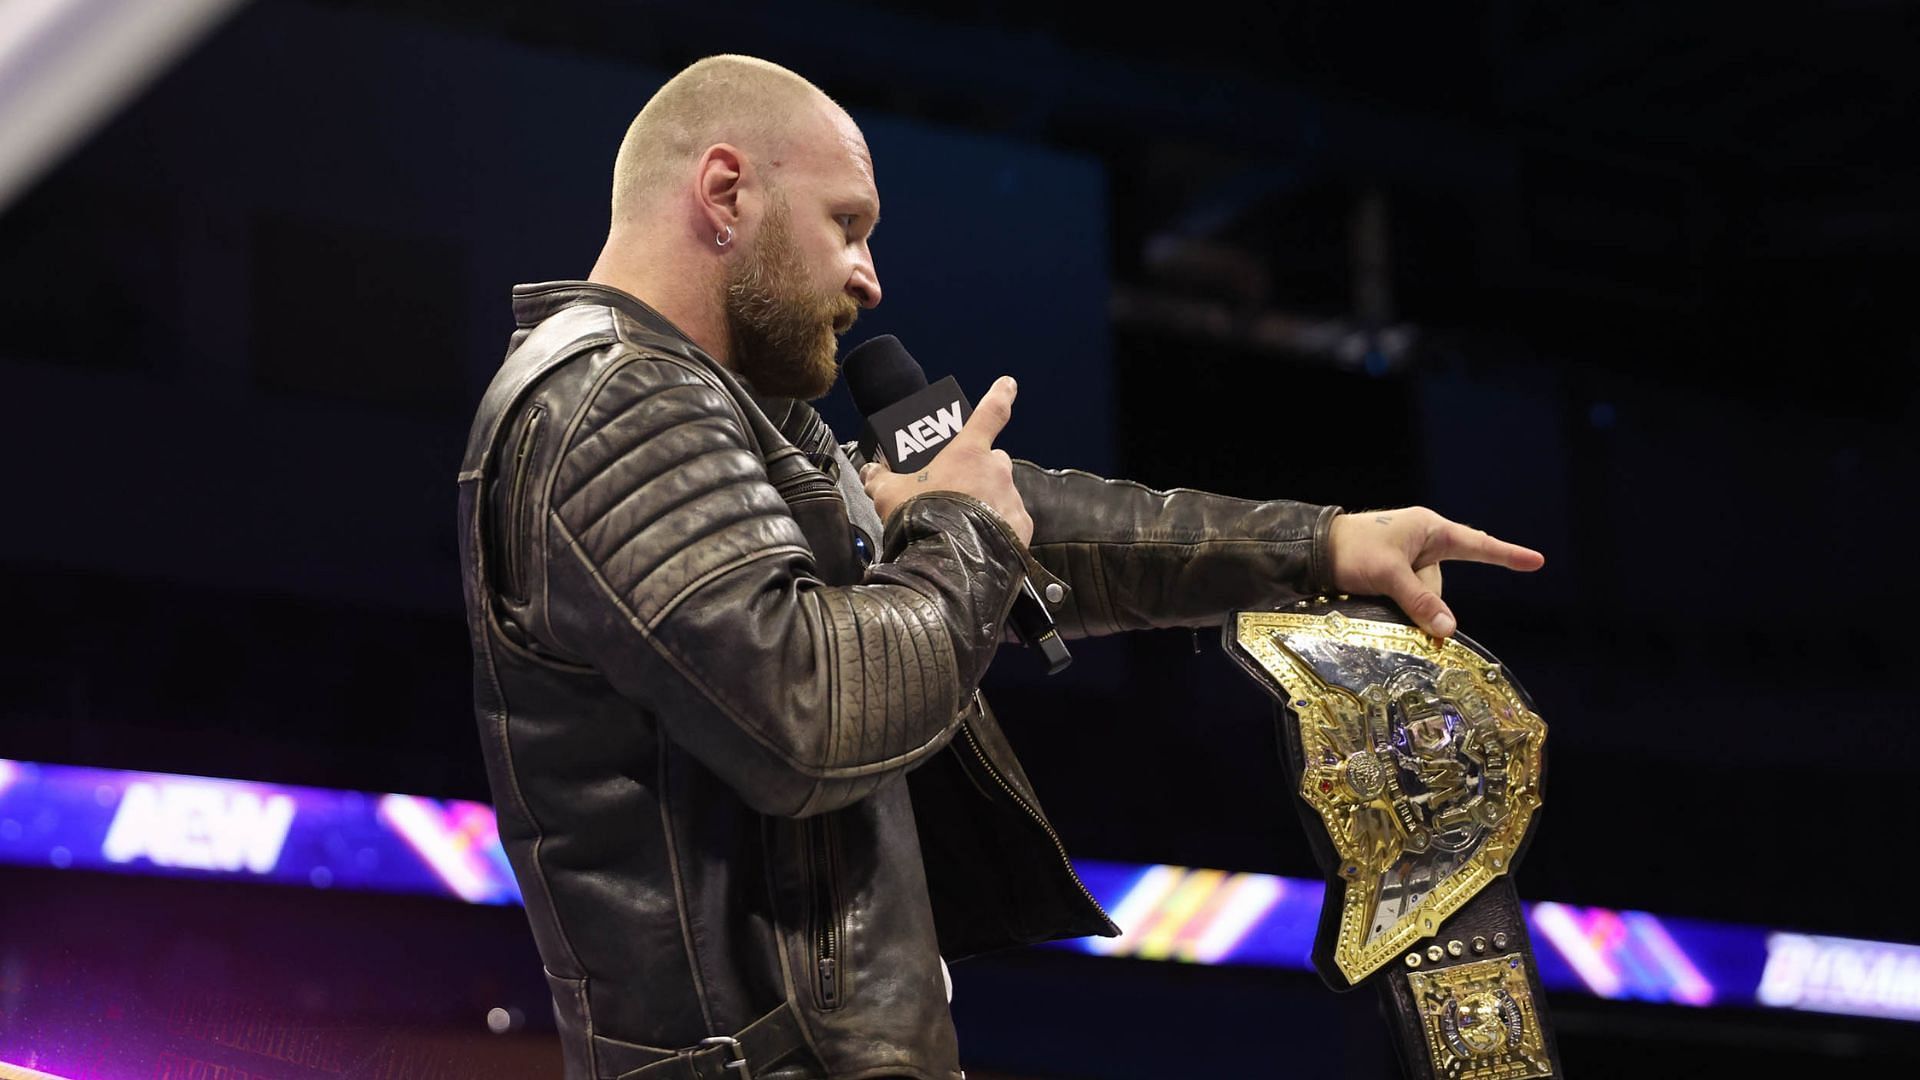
[893,401,964,461]
[856,374,974,473]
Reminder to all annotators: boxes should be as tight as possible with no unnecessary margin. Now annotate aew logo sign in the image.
[856,375,974,474]
[101,779,296,874]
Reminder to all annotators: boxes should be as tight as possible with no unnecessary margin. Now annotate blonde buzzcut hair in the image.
[610,55,837,223]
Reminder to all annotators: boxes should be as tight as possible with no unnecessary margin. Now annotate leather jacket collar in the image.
[512,279,686,338]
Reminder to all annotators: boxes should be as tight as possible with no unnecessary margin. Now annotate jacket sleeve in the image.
[1012,460,1342,638]
[535,354,1027,818]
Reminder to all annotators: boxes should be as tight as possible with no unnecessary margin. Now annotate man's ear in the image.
[695,143,746,237]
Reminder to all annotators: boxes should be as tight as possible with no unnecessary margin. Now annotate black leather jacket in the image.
[457,282,1339,1079]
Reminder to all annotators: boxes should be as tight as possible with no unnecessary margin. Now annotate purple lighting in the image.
[0,1060,77,1080]
[3,757,1917,1025]
[377,792,520,904]
[1531,901,1715,1006]
[0,759,519,904]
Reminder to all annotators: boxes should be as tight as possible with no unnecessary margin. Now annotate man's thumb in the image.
[1388,566,1457,638]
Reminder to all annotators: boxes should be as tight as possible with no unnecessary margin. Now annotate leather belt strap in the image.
[612,1002,810,1080]
[1373,875,1560,1079]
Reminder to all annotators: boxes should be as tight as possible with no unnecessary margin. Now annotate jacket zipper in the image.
[958,711,1112,924]
[811,814,842,1009]
[500,405,544,602]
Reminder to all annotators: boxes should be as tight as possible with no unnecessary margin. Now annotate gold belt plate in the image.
[1408,953,1555,1079]
[1231,610,1547,985]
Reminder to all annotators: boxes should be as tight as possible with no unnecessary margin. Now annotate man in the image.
[456,55,1543,1080]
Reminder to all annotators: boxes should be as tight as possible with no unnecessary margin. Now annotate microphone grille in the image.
[844,335,929,415]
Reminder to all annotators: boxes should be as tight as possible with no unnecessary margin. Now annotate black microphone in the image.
[843,335,1072,674]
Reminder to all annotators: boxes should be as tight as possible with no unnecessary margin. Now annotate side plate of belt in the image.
[1225,597,1563,1079]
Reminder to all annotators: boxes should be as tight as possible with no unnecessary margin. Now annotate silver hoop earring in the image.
[715,226,734,248]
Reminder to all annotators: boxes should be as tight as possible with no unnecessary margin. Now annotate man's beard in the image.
[723,196,859,400]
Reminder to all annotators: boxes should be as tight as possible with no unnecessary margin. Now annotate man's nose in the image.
[848,255,882,309]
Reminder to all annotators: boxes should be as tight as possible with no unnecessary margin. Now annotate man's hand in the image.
[859,376,1034,545]
[1327,508,1544,638]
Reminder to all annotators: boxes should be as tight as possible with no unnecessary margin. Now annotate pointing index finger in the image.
[1435,522,1546,571]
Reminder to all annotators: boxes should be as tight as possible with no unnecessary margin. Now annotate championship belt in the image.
[1224,597,1563,1079]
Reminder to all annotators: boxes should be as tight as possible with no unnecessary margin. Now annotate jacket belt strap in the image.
[613,1003,810,1080]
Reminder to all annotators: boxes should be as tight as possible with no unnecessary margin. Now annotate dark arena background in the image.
[2,2,1916,1078]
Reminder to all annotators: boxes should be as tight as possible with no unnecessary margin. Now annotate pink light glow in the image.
[1531,901,1626,998]
[376,794,504,903]
[0,1058,79,1080]
[1625,912,1716,1006]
